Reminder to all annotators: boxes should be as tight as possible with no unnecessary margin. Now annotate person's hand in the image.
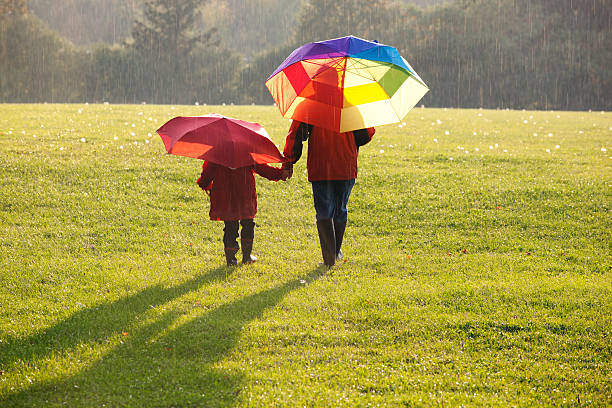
[282,167,293,180]
[281,163,293,180]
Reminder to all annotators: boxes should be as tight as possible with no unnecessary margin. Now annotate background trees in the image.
[0,0,610,109]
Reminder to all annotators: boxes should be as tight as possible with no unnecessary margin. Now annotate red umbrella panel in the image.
[157,114,284,169]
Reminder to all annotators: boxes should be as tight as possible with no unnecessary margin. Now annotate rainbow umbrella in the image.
[265,35,429,133]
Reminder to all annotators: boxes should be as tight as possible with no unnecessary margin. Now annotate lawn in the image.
[0,104,610,407]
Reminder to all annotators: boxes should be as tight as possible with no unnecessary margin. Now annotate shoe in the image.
[316,219,336,267]
[224,247,238,266]
[333,220,346,262]
[241,239,257,264]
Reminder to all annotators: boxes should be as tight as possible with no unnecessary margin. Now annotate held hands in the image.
[281,163,293,181]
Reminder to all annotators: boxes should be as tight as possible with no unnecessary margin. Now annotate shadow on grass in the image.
[0,266,323,407]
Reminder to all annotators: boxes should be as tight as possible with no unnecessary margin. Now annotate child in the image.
[197,161,285,266]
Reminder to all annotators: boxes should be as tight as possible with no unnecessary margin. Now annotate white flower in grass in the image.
[579,130,584,134]
[503,149,508,153]
[533,133,538,137]
[546,149,551,153]
[523,120,528,124]
[475,148,479,152]
[495,143,499,148]
[120,145,124,149]
[131,123,136,128]
[445,130,450,135]
[555,145,560,149]
[449,157,454,161]
[145,140,150,144]
[59,147,64,151]
[433,138,438,143]
[147,132,152,137]
[548,133,553,137]
[130,132,135,136]
[473,131,477,136]
[113,136,118,140]
[489,145,493,150]
[437,119,442,124]
[80,138,86,143]
[379,149,384,154]
[601,147,607,152]
[138,112,143,116]
[478,113,482,117]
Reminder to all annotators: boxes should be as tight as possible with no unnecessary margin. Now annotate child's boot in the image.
[224,248,239,266]
[241,239,257,264]
[240,219,257,264]
[223,221,240,266]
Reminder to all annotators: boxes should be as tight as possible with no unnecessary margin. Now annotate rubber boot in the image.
[224,248,238,266]
[316,219,336,267]
[223,221,239,266]
[241,239,257,264]
[333,219,347,262]
[240,219,257,264]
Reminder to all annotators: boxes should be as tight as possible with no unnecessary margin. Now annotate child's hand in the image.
[281,164,293,180]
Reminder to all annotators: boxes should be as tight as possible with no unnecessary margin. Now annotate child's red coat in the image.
[197,161,283,221]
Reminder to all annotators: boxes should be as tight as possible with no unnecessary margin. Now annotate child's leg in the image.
[223,221,239,266]
[239,219,256,264]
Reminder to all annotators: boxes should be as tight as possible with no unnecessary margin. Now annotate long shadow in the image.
[1,268,323,407]
[0,267,229,370]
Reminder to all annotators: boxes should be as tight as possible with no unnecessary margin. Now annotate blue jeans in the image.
[311,180,355,221]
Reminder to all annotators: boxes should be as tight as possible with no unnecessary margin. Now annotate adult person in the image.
[281,121,375,267]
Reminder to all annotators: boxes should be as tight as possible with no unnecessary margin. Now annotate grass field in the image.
[0,104,610,407]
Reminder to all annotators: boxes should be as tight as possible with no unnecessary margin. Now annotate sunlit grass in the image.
[0,104,610,407]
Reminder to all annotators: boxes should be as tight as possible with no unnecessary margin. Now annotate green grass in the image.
[0,104,610,407]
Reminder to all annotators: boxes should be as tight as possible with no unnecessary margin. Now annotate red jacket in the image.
[197,161,283,221]
[283,121,375,181]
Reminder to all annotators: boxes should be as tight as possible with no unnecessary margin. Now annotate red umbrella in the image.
[157,114,284,168]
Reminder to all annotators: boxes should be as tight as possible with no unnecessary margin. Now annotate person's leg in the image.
[240,219,256,264]
[312,181,337,267]
[223,221,239,266]
[332,179,355,261]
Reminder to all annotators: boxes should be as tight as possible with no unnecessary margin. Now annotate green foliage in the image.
[0,104,610,406]
[240,0,611,110]
[0,0,26,16]
[201,0,302,54]
[0,14,88,102]
[130,0,218,56]
[1,0,610,109]
[27,0,138,45]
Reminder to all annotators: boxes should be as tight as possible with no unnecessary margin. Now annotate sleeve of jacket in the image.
[353,127,375,148]
[196,161,216,193]
[254,163,284,181]
[282,120,311,167]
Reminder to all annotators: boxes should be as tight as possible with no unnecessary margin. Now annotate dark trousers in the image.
[311,179,355,221]
[223,219,255,249]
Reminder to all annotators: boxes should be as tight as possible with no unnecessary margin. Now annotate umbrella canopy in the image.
[266,35,429,133]
[157,114,284,168]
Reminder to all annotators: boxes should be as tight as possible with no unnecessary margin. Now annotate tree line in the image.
[0,0,610,110]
